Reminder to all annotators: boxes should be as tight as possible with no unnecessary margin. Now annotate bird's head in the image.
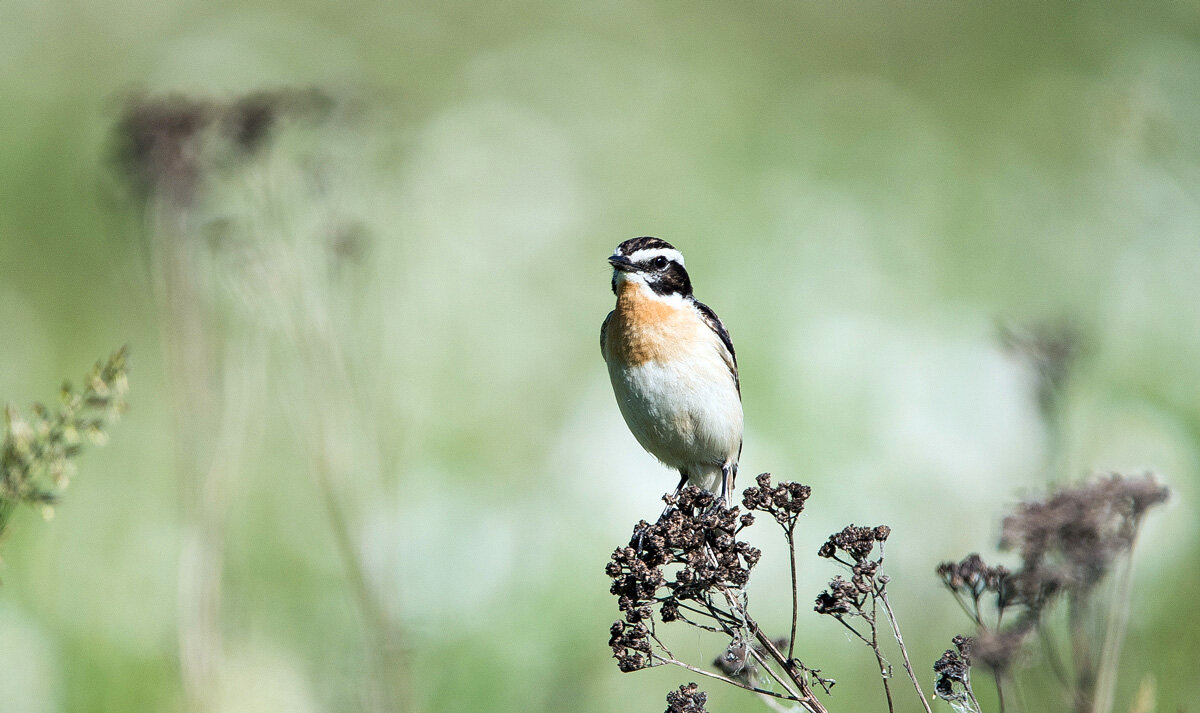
[609,237,692,298]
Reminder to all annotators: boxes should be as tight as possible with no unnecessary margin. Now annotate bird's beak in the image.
[608,254,635,271]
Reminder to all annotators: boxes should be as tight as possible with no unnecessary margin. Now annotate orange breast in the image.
[606,281,696,366]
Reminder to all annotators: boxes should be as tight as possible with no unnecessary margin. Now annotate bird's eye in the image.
[653,256,669,269]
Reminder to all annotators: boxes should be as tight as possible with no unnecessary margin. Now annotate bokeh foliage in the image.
[0,1,1198,712]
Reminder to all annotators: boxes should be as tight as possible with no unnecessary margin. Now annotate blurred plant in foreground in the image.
[0,347,129,541]
[935,473,1169,713]
[111,89,409,713]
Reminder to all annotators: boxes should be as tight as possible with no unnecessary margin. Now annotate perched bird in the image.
[600,237,743,508]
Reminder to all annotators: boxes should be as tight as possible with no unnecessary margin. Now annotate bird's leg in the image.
[718,462,737,510]
[658,470,690,522]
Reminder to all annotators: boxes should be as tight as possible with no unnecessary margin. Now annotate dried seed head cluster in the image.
[933,472,1170,690]
[664,683,708,713]
[933,635,973,703]
[814,525,890,616]
[111,89,332,205]
[606,486,759,672]
[1001,473,1169,605]
[937,554,1011,601]
[742,472,811,528]
[1,348,129,533]
[814,575,861,616]
[818,524,890,563]
[815,525,891,615]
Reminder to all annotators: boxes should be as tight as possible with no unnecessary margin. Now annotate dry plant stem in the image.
[965,676,984,713]
[869,597,896,713]
[1038,618,1072,688]
[312,445,411,713]
[1093,543,1140,713]
[877,589,934,713]
[1069,592,1096,713]
[653,655,804,702]
[787,532,798,662]
[746,618,829,713]
[294,330,412,713]
[150,212,229,713]
[703,544,829,713]
[758,693,797,713]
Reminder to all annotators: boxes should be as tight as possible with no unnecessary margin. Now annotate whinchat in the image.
[601,237,743,508]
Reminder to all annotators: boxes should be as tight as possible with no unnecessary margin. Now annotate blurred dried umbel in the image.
[935,473,1169,713]
[1001,473,1168,606]
[0,347,129,538]
[110,88,333,206]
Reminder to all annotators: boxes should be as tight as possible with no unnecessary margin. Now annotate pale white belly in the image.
[607,349,743,490]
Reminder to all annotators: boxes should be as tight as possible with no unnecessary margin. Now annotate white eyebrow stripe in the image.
[627,247,685,267]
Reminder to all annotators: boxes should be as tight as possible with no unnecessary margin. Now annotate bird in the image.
[600,237,743,510]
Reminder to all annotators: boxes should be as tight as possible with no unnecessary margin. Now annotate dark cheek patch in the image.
[649,263,692,297]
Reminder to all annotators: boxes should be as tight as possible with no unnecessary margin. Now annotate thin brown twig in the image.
[870,594,896,713]
[787,531,799,662]
[700,543,829,713]
[877,589,934,713]
[749,627,830,713]
[651,655,799,702]
[1093,539,1140,713]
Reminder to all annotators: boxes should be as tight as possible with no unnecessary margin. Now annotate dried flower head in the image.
[814,575,861,616]
[664,683,708,713]
[969,623,1031,674]
[111,88,333,206]
[742,472,811,527]
[933,635,973,703]
[937,554,1010,599]
[818,524,889,563]
[1001,473,1169,605]
[111,94,215,205]
[605,486,759,673]
[223,88,332,153]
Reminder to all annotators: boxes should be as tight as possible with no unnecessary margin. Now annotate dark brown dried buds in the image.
[936,553,1010,598]
[818,523,889,563]
[933,637,972,702]
[814,575,861,615]
[664,683,708,713]
[742,472,812,527]
[609,620,650,672]
[605,485,761,674]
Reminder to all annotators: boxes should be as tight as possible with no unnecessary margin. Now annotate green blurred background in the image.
[1,1,1198,712]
